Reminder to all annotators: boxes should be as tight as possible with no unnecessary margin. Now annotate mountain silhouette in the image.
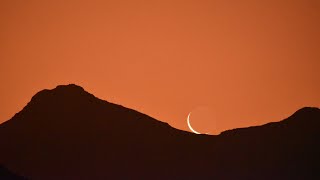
[0,84,319,180]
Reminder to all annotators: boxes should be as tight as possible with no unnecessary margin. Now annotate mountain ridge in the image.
[7,84,318,135]
[4,84,174,136]
[0,84,319,179]
[220,107,320,136]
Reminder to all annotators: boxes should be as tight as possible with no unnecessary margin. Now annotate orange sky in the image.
[1,0,319,134]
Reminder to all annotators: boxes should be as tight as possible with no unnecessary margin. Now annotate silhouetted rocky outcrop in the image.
[0,84,319,179]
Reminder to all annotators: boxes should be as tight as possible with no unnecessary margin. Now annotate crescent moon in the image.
[187,112,201,134]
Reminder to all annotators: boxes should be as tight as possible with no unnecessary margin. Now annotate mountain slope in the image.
[0,84,319,180]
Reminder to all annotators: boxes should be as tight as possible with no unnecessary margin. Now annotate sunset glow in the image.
[1,0,319,134]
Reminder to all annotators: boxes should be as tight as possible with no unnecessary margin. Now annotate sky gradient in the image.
[1,0,319,134]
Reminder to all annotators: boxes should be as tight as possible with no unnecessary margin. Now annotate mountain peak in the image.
[285,106,320,125]
[34,84,86,96]
[30,84,91,102]
[18,84,98,117]
[292,107,320,116]
[55,84,85,91]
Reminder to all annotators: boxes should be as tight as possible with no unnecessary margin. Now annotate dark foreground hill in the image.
[0,165,26,180]
[0,84,319,180]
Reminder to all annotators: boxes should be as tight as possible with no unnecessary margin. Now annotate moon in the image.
[187,112,202,134]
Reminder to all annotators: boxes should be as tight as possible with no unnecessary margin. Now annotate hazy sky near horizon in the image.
[1,0,319,134]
